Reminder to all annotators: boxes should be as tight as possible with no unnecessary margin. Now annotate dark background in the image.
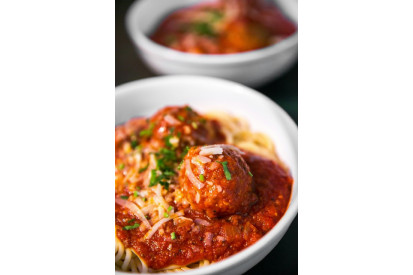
[116,1,298,274]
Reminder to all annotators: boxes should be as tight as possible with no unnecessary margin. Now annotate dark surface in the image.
[116,1,298,274]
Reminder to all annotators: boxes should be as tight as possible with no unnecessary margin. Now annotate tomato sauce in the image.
[116,152,292,269]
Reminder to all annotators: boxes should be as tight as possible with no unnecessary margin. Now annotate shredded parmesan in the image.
[196,155,211,163]
[199,146,223,156]
[164,115,181,125]
[191,157,205,175]
[145,217,171,239]
[194,218,211,226]
[144,211,184,240]
[115,198,151,228]
[185,159,205,189]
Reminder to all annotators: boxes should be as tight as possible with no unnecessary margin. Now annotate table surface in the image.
[116,1,298,274]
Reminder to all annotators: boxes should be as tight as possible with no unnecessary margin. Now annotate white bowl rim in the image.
[115,75,298,275]
[125,0,298,65]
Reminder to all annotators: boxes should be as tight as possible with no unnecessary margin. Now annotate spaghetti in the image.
[115,106,293,273]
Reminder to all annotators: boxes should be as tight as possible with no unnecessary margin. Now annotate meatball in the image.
[178,144,257,218]
[143,106,225,155]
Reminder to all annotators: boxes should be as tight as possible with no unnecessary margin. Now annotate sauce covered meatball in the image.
[177,144,257,218]
[142,105,225,154]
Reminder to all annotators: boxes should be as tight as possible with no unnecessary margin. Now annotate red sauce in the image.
[115,106,293,270]
[151,0,296,54]
[116,153,292,269]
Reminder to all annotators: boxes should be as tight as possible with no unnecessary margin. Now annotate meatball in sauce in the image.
[177,144,258,218]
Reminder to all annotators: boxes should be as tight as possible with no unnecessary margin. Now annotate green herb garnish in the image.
[193,22,215,37]
[209,10,223,22]
[118,163,125,170]
[177,160,184,170]
[164,135,173,148]
[177,115,185,122]
[120,195,129,200]
[171,232,176,240]
[216,161,232,180]
[199,174,205,182]
[139,123,155,138]
[185,106,193,112]
[123,223,140,230]
[181,146,190,159]
[133,191,138,198]
[164,212,169,218]
[248,171,253,177]
[167,206,173,212]
[138,163,149,173]
[191,122,198,129]
[150,169,158,186]
[130,139,138,149]
[128,218,136,224]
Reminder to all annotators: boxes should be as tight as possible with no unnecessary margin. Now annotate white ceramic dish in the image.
[115,75,297,275]
[125,0,298,87]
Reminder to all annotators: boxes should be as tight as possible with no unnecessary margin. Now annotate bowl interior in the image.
[115,75,298,274]
[132,0,297,36]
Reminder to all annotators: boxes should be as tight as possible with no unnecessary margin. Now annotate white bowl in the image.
[115,75,298,275]
[125,0,298,87]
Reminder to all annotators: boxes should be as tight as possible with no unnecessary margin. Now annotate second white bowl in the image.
[126,0,298,87]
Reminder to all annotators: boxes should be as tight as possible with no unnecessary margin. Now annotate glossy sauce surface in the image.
[116,153,292,269]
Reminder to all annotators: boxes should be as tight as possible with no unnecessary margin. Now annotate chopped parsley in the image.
[164,212,169,218]
[191,122,198,129]
[185,106,193,112]
[177,115,185,122]
[149,147,179,190]
[181,146,190,159]
[139,122,155,137]
[167,206,173,212]
[147,139,190,190]
[171,232,176,240]
[164,135,173,148]
[123,223,140,230]
[177,160,184,170]
[138,163,149,173]
[120,195,129,200]
[118,163,125,170]
[248,171,253,177]
[133,191,138,198]
[128,218,136,224]
[199,174,205,182]
[216,161,232,181]
[130,139,138,149]
[209,10,223,22]
[193,22,215,37]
